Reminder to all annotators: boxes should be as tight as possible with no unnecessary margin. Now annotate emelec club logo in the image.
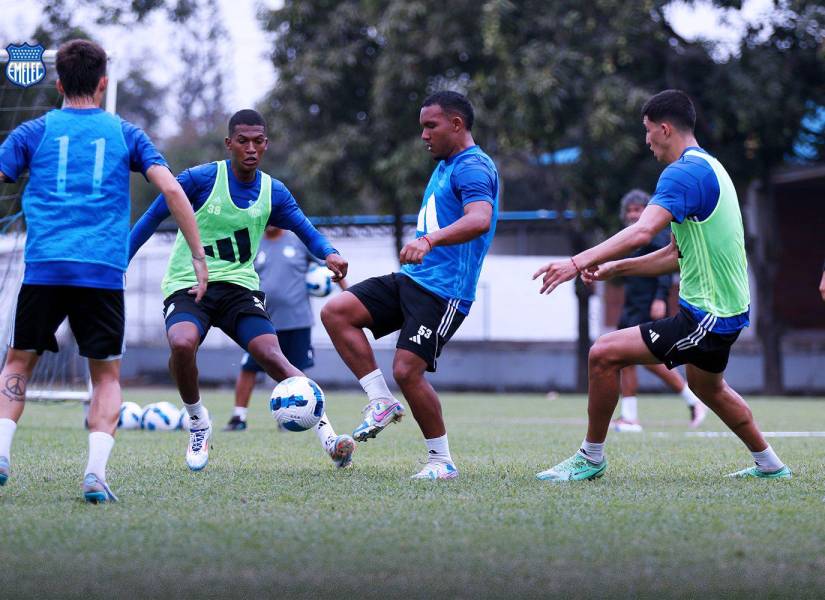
[5,43,46,88]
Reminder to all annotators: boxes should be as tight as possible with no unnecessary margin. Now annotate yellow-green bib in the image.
[161,161,271,297]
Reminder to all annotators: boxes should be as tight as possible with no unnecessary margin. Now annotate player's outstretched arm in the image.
[533,204,673,294]
[582,237,680,285]
[399,200,492,265]
[146,165,208,302]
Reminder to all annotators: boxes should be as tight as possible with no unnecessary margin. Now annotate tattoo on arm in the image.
[2,374,26,402]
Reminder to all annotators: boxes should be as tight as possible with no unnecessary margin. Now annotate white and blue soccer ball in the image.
[140,401,180,431]
[269,376,325,432]
[306,264,333,297]
[118,401,142,430]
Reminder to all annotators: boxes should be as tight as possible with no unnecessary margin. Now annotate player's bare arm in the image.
[399,200,492,265]
[820,269,825,302]
[533,204,673,294]
[146,164,208,302]
[582,236,680,285]
[325,253,348,281]
[0,171,6,183]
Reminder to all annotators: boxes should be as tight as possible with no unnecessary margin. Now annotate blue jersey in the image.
[0,108,167,289]
[401,146,499,313]
[650,146,749,333]
[129,160,337,261]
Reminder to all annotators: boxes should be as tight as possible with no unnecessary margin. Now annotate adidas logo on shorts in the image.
[409,334,421,344]
[648,329,660,343]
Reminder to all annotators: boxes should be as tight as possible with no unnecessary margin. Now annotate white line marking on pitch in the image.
[650,431,825,438]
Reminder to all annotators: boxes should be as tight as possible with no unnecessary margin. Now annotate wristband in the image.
[421,235,433,250]
[192,254,206,262]
[570,256,582,274]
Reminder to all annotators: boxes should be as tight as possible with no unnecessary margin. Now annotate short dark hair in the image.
[641,89,696,132]
[422,91,474,130]
[55,39,107,99]
[228,109,267,136]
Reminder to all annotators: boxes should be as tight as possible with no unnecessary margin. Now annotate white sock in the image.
[315,412,338,452]
[0,418,17,459]
[359,369,393,401]
[185,399,209,429]
[578,439,605,464]
[751,445,784,473]
[84,431,115,480]
[680,385,700,407]
[425,434,453,464]
[620,396,638,421]
[232,406,248,420]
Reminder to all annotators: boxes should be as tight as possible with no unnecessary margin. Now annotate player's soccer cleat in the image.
[186,423,212,471]
[328,434,356,469]
[536,453,608,482]
[222,416,247,432]
[726,465,792,479]
[689,403,709,428]
[410,461,459,480]
[0,456,9,486]
[352,398,405,442]
[82,473,118,503]
[612,418,643,433]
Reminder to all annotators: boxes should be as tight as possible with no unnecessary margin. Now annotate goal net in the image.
[0,48,116,402]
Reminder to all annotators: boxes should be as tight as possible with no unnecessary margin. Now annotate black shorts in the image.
[163,282,271,348]
[348,273,465,372]
[241,327,314,372]
[640,307,741,374]
[12,284,125,360]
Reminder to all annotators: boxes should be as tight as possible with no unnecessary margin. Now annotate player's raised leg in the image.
[81,359,121,503]
[393,349,457,480]
[167,321,212,471]
[537,326,658,482]
[321,291,405,442]
[247,329,355,468]
[685,365,790,479]
[0,350,40,485]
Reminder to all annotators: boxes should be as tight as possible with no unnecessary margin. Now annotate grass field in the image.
[2,389,824,599]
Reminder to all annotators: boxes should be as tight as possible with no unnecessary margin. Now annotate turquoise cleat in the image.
[0,456,9,486]
[82,473,119,503]
[536,453,607,482]
[726,465,792,479]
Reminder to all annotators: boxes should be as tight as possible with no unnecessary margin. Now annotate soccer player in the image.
[533,89,791,481]
[0,39,207,502]
[610,189,707,432]
[223,225,347,432]
[321,91,498,480]
[129,109,355,471]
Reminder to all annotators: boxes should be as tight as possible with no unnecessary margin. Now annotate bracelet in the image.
[570,256,582,274]
[192,255,207,262]
[421,235,433,250]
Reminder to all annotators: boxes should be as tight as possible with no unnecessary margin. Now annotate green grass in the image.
[2,390,825,598]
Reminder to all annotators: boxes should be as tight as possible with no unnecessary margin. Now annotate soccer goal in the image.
[0,47,118,403]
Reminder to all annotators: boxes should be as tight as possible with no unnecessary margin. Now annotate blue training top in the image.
[650,146,749,333]
[401,145,499,314]
[0,108,167,289]
[129,160,337,261]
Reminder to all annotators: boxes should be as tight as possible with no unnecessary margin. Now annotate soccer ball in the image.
[306,264,333,297]
[177,407,191,431]
[118,401,142,430]
[141,401,180,431]
[269,376,325,432]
